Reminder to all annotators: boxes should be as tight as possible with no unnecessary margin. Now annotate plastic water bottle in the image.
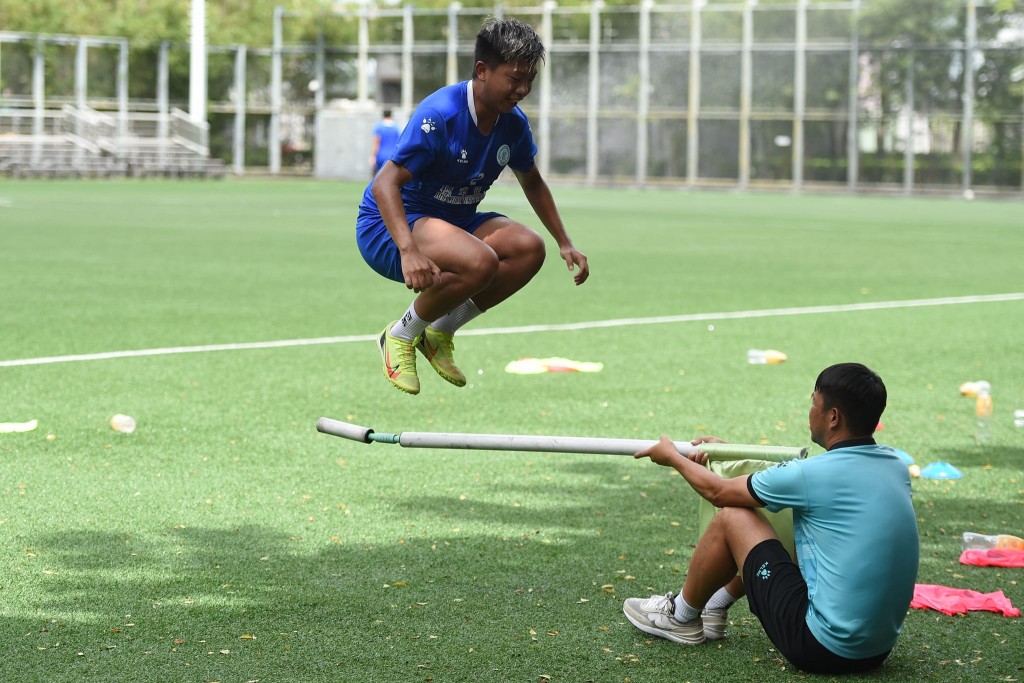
[747,349,787,365]
[1014,409,1024,428]
[962,532,1024,551]
[975,385,993,442]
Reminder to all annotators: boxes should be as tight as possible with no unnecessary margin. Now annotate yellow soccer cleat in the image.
[416,327,467,387]
[378,322,420,395]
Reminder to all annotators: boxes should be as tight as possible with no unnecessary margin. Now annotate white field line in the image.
[2,292,1023,369]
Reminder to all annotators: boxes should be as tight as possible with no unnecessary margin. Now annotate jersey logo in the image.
[756,562,772,581]
[496,144,511,166]
[457,148,469,164]
[421,117,436,133]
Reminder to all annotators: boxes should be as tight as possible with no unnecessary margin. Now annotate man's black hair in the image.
[814,363,887,436]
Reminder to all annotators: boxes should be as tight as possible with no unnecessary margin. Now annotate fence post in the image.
[158,42,170,139]
[270,5,282,174]
[586,0,602,185]
[538,0,555,178]
[686,0,703,187]
[961,0,976,193]
[847,0,860,192]
[792,0,807,192]
[903,52,914,195]
[358,3,370,101]
[447,2,461,86]
[32,38,44,165]
[76,37,88,111]
[402,4,414,113]
[738,0,753,189]
[75,37,88,169]
[118,40,129,140]
[636,0,651,185]
[234,45,247,175]
[189,0,207,124]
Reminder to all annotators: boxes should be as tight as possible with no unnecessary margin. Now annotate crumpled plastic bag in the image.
[911,584,1021,617]
[960,549,1024,568]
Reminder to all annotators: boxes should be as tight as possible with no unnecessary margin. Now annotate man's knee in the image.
[712,507,779,548]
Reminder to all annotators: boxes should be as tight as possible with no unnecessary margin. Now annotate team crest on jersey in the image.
[421,117,436,133]
[457,148,469,164]
[496,144,511,166]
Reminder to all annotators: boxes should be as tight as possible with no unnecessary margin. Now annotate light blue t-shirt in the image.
[360,81,537,222]
[750,443,919,659]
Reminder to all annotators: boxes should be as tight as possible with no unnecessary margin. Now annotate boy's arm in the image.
[513,165,589,286]
[371,162,440,293]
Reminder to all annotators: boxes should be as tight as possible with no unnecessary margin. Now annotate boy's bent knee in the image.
[465,247,500,285]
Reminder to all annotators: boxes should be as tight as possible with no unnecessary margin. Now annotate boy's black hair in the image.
[473,17,546,76]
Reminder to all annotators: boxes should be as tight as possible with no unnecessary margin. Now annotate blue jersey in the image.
[750,443,919,659]
[360,81,537,222]
[373,120,400,169]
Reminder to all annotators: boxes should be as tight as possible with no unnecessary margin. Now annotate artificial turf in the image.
[0,178,1021,682]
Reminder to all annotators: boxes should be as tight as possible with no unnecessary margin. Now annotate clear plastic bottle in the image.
[747,349,787,365]
[975,384,993,442]
[962,532,1024,551]
[1014,409,1024,428]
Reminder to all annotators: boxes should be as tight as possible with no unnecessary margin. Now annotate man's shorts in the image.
[355,208,506,283]
[742,539,890,674]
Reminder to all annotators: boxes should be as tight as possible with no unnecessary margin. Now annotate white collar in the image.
[467,80,478,128]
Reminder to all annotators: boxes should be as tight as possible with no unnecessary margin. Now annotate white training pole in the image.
[316,418,807,461]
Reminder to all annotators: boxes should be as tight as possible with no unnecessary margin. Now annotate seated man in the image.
[624,362,919,675]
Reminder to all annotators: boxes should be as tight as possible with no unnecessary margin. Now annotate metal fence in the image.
[2,0,1022,194]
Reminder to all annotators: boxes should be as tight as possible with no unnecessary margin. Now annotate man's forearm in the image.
[674,457,756,509]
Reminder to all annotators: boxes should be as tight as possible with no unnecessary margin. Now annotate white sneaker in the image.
[702,608,728,640]
[623,593,705,645]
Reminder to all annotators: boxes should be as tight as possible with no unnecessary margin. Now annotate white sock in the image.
[705,586,738,611]
[673,594,701,623]
[389,303,430,341]
[430,299,483,335]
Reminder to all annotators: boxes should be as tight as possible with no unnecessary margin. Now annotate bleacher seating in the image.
[0,107,226,179]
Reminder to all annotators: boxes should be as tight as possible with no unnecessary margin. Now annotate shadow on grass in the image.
[2,456,1020,683]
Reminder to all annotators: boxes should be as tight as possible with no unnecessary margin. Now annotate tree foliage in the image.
[0,0,330,47]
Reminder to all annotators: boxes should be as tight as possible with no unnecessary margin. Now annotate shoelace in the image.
[396,338,418,369]
[643,593,676,612]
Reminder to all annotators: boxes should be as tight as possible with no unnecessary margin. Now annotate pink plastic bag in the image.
[911,584,1021,618]
[960,549,1024,568]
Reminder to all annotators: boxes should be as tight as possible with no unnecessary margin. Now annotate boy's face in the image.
[477,61,537,112]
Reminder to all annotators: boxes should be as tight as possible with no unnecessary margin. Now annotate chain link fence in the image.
[2,1,1022,194]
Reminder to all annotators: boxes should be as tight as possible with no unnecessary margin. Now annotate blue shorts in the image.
[355,209,506,283]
